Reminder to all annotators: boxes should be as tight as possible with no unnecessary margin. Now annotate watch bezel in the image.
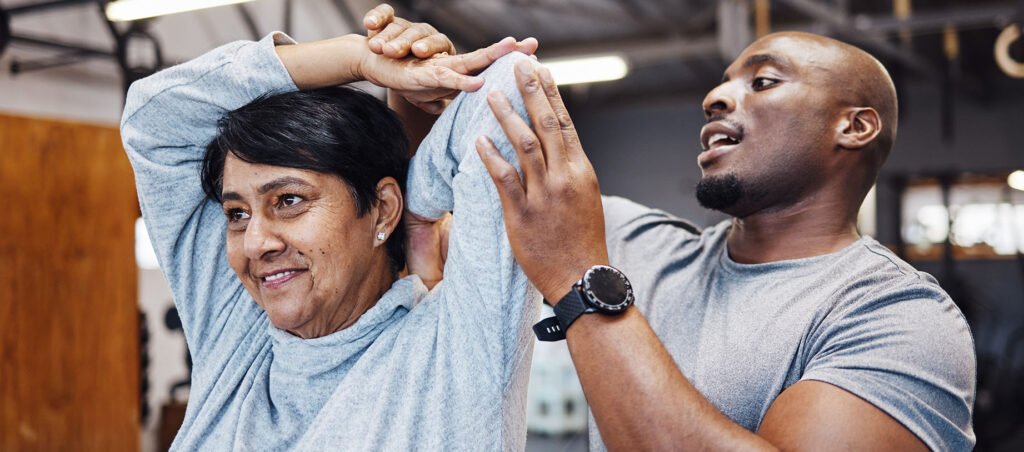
[580,265,634,313]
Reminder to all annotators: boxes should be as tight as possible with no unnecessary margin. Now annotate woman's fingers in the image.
[487,90,546,189]
[411,33,456,59]
[444,37,518,75]
[413,64,484,92]
[363,3,395,38]
[514,37,539,57]
[382,23,442,58]
[513,59,567,170]
[368,20,409,54]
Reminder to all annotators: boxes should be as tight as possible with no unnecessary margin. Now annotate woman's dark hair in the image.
[201,86,410,274]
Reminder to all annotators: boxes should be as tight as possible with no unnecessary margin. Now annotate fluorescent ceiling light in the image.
[542,55,628,86]
[1009,170,1024,191]
[106,0,255,22]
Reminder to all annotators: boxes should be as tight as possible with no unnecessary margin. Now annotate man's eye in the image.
[279,194,304,207]
[752,77,778,90]
[226,208,250,222]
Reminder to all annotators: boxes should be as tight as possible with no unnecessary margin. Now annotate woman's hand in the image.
[360,36,539,114]
[363,4,456,59]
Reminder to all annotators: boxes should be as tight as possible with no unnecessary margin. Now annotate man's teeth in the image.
[264,271,296,282]
[710,133,738,146]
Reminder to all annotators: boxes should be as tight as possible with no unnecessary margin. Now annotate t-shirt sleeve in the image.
[405,52,539,383]
[120,33,298,365]
[602,195,701,242]
[800,282,976,451]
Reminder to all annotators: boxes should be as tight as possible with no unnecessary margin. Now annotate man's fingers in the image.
[514,58,567,170]
[537,66,584,158]
[411,33,456,59]
[476,136,526,211]
[363,3,394,34]
[487,90,547,188]
[368,20,408,54]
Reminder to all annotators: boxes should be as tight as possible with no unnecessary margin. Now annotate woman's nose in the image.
[244,216,286,260]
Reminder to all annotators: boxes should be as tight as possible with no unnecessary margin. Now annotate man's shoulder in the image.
[837,237,951,301]
[601,195,702,238]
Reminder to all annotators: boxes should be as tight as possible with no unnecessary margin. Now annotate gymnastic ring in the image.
[995,24,1024,78]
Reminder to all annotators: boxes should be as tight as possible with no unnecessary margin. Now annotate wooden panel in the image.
[0,113,139,451]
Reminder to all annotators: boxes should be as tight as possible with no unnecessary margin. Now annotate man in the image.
[473,31,975,450]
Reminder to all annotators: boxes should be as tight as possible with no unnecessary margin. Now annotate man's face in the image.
[697,34,841,217]
[220,153,378,337]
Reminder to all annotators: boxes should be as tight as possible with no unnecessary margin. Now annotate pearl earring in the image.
[376,231,386,241]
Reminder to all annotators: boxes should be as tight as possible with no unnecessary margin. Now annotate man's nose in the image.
[244,215,286,261]
[702,82,737,119]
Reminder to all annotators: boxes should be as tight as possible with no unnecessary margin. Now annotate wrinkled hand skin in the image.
[363,3,455,59]
[360,3,538,114]
[476,59,609,303]
[359,36,538,114]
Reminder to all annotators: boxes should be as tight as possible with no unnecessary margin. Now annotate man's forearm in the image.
[566,308,776,451]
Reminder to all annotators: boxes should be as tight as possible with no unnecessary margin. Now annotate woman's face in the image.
[219,153,398,338]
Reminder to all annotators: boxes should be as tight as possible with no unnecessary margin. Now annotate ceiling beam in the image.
[777,0,937,75]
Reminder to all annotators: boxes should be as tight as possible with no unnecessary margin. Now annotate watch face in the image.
[582,265,634,313]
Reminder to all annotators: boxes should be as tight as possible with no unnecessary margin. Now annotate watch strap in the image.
[553,288,590,331]
[533,287,593,342]
[532,316,564,342]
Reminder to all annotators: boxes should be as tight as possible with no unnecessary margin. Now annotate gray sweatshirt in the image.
[121,33,540,451]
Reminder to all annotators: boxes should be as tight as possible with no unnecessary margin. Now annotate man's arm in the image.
[475,59,929,451]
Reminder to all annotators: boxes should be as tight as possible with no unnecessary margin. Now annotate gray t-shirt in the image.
[588,196,976,451]
[121,33,540,450]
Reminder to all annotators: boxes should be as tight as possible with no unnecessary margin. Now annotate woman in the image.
[121,6,542,450]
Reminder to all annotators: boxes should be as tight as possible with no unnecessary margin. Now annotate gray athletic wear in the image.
[589,196,975,451]
[121,33,540,451]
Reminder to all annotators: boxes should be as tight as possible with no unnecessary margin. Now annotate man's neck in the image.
[725,197,861,264]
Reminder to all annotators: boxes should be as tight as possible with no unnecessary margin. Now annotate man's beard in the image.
[695,173,744,211]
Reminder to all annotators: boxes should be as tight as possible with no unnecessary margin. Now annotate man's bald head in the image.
[757,32,899,165]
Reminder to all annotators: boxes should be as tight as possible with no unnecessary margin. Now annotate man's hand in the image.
[363,3,455,59]
[476,59,608,302]
[404,211,451,290]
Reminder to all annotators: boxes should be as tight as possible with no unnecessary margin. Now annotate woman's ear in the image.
[835,107,882,150]
[372,177,403,247]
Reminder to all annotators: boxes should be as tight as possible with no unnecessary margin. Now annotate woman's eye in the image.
[753,77,777,90]
[279,194,304,207]
[226,208,250,223]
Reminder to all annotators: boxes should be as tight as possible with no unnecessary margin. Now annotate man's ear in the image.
[835,107,882,150]
[371,177,403,247]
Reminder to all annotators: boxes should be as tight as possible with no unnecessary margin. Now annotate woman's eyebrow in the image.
[257,176,313,195]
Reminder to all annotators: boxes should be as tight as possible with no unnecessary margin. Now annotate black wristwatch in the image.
[533,265,635,341]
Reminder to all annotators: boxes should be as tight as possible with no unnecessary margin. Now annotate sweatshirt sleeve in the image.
[405,52,541,382]
[120,33,298,363]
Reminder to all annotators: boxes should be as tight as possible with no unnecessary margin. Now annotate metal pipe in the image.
[6,0,96,16]
[235,3,261,41]
[777,0,936,75]
[8,33,114,57]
